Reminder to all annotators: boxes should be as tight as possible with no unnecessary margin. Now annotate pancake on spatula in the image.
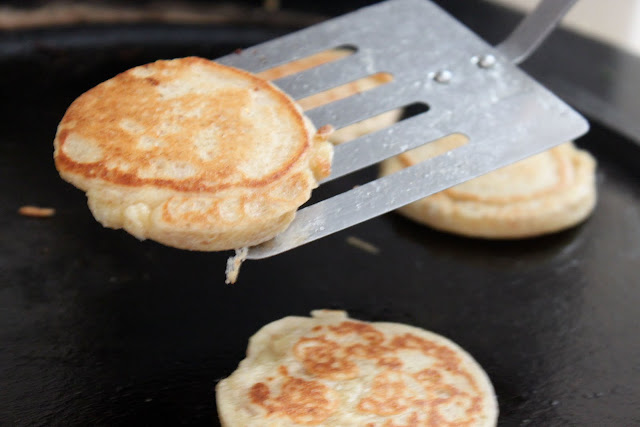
[54,57,333,252]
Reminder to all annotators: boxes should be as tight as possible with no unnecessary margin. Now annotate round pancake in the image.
[216,310,497,426]
[380,139,597,239]
[260,49,401,145]
[54,57,333,251]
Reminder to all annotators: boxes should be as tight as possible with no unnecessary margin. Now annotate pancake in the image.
[260,49,401,145]
[216,310,498,426]
[379,138,597,239]
[54,57,333,251]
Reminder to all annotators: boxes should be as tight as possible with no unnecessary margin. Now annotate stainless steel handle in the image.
[497,0,578,64]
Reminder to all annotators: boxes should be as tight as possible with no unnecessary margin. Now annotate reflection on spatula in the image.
[218,0,587,259]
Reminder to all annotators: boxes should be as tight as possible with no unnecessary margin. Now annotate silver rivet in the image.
[433,70,452,84]
[477,54,496,68]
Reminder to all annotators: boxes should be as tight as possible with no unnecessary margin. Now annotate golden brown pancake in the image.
[54,57,333,251]
[216,310,498,426]
[380,138,597,239]
[260,49,401,145]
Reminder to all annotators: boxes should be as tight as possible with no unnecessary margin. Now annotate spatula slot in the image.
[400,103,431,122]
[396,133,470,164]
[297,72,393,112]
[271,54,372,101]
[257,46,357,81]
[328,102,429,147]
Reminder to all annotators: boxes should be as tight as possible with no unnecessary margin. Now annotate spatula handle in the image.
[497,0,578,64]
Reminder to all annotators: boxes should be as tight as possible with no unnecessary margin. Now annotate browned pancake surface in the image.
[56,57,310,192]
[216,310,497,426]
[53,57,332,251]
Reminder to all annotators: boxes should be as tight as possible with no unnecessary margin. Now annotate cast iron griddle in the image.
[1,23,640,427]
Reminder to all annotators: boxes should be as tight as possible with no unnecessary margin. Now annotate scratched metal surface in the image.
[1,21,640,427]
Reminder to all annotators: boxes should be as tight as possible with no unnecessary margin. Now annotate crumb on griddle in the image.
[346,236,380,255]
[18,205,55,218]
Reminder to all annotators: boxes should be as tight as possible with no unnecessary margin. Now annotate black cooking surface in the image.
[2,22,640,427]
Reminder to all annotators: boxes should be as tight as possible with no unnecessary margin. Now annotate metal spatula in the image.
[218,0,587,259]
